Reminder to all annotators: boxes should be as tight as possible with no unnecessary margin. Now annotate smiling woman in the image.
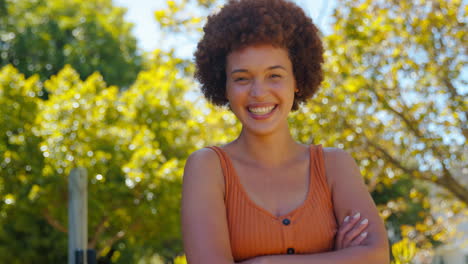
[181,0,390,264]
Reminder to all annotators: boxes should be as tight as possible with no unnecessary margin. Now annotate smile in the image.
[246,104,278,120]
[248,105,276,114]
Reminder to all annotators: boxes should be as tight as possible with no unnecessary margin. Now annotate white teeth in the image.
[248,105,275,114]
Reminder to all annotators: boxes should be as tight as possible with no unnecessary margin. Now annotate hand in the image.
[334,212,369,250]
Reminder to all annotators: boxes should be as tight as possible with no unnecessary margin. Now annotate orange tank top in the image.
[207,144,338,262]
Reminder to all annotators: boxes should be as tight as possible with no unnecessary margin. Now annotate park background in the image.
[0,0,466,263]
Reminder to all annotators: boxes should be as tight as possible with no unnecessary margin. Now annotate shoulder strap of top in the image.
[205,146,230,200]
[311,144,332,198]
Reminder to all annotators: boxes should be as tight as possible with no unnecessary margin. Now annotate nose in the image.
[249,79,268,99]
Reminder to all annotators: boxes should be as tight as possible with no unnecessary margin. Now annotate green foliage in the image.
[288,0,466,255]
[0,55,238,262]
[391,238,417,264]
[0,0,142,87]
[0,0,237,261]
[1,0,466,262]
[154,0,218,33]
[35,60,193,262]
[0,66,65,263]
[174,255,187,264]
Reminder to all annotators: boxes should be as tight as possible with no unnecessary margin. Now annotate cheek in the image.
[226,85,247,101]
[273,81,295,98]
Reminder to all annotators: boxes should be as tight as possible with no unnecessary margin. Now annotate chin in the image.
[241,120,286,137]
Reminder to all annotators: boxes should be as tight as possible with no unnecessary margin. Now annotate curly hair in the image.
[194,0,324,111]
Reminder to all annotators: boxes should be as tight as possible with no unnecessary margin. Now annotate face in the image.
[225,44,297,136]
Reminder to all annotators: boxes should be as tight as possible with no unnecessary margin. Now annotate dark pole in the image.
[75,250,84,264]
[87,249,97,264]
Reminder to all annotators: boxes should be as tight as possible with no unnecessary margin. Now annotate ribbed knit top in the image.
[207,144,338,262]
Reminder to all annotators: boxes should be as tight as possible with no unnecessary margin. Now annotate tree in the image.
[36,56,195,262]
[0,65,64,263]
[0,0,237,262]
[4,0,465,262]
[289,0,466,251]
[329,0,466,203]
[0,0,142,87]
[0,56,238,263]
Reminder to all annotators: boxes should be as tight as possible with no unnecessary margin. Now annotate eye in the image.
[270,74,282,79]
[234,77,249,82]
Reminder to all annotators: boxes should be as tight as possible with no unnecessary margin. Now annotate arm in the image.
[243,148,390,264]
[181,148,235,264]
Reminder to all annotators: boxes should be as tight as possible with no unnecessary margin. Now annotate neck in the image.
[231,122,304,168]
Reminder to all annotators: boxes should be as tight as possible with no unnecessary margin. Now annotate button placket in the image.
[281,217,295,255]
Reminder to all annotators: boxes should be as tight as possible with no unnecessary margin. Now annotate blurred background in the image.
[0,0,466,263]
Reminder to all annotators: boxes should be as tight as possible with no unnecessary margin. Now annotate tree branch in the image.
[98,230,126,256]
[437,164,468,205]
[96,220,140,256]
[88,215,110,249]
[345,120,468,205]
[42,208,67,233]
[442,77,468,140]
[370,86,424,138]
[369,84,453,166]
[343,119,434,181]
[424,15,467,140]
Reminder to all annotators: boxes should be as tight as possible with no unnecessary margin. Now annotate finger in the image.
[343,218,369,246]
[349,231,368,247]
[333,228,341,250]
[336,213,358,249]
[335,215,352,250]
[344,226,368,248]
[336,212,362,246]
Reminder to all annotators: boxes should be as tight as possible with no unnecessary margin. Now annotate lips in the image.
[246,103,278,120]
[248,105,276,114]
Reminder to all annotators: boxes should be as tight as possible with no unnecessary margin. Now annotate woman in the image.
[181,0,389,263]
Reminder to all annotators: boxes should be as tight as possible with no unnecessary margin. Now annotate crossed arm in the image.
[181,147,390,264]
[239,246,387,264]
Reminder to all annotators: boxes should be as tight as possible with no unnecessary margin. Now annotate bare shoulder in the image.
[322,147,359,188]
[183,147,225,196]
[182,147,233,262]
[322,146,353,160]
[185,147,221,170]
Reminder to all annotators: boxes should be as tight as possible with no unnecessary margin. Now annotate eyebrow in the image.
[230,65,286,75]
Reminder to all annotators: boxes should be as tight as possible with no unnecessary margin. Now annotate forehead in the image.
[226,44,291,71]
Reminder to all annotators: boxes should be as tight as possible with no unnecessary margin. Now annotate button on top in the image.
[282,218,291,226]
[287,248,295,254]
